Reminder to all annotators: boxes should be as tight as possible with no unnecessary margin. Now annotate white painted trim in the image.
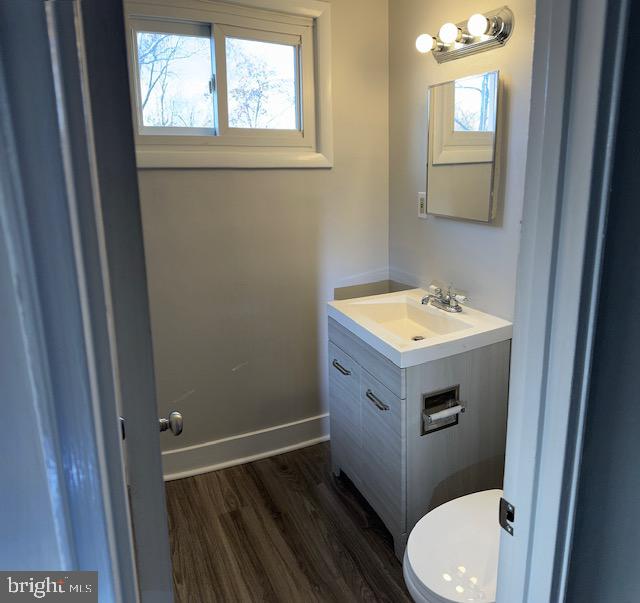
[136,146,331,168]
[218,0,329,19]
[496,0,629,600]
[128,0,320,25]
[0,3,145,598]
[162,413,329,480]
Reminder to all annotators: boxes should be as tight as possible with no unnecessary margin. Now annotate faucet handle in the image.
[447,285,470,307]
[444,284,469,303]
[428,284,443,297]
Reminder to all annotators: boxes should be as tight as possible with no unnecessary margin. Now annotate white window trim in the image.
[124,0,333,169]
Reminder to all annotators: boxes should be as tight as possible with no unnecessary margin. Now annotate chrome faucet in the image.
[421,285,469,313]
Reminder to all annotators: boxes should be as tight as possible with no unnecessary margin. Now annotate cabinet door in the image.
[360,370,405,534]
[328,343,362,485]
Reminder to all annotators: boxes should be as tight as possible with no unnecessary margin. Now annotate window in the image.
[135,24,215,132]
[125,0,333,169]
[225,37,298,130]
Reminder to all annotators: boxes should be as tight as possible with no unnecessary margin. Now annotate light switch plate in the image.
[418,192,427,219]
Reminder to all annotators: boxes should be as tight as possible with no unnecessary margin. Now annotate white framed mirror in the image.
[426,70,501,222]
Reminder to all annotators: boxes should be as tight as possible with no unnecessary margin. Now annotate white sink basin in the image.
[347,296,472,339]
[328,289,512,367]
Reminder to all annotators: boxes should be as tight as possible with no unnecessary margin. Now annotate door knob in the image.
[159,411,183,436]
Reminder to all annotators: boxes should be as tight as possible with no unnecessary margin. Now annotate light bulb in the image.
[415,34,435,53]
[467,13,490,36]
[439,22,461,44]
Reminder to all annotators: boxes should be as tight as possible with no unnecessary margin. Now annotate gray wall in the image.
[388,0,535,319]
[138,0,389,452]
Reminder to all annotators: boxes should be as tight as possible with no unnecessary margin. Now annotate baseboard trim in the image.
[162,413,330,481]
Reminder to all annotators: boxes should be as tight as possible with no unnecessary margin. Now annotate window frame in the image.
[124,0,333,169]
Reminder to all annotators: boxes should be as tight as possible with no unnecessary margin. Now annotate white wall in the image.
[137,0,389,475]
[389,0,535,319]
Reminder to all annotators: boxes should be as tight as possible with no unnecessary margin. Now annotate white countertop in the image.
[328,289,512,368]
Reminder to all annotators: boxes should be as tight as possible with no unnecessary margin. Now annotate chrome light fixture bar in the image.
[416,6,514,63]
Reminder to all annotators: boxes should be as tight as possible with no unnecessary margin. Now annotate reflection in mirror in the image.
[426,71,500,222]
[453,72,497,132]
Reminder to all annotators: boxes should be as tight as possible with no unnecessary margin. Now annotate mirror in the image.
[426,70,500,222]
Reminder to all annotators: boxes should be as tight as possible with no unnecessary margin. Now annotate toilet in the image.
[403,489,502,603]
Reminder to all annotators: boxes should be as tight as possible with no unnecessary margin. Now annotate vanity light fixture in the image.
[416,6,513,63]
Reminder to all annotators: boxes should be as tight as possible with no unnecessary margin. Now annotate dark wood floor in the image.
[165,442,411,602]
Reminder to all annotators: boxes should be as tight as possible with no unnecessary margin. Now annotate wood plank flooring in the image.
[165,442,411,602]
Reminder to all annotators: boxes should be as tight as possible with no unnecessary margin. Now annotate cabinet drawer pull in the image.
[366,389,390,411]
[332,359,351,376]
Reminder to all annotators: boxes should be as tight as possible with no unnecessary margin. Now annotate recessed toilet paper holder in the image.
[421,385,465,435]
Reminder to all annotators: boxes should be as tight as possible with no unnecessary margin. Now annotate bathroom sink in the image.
[328,289,512,367]
[346,296,472,340]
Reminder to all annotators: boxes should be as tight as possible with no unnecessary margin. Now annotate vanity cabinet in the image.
[328,317,510,560]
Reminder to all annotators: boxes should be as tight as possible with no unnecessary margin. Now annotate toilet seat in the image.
[403,489,502,603]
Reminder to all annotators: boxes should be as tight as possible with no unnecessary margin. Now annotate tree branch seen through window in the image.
[137,32,214,128]
[225,37,297,130]
[453,72,497,132]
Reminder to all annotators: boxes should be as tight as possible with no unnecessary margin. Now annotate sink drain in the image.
[411,335,425,341]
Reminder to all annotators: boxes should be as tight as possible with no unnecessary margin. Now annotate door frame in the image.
[497,0,630,600]
[0,2,140,601]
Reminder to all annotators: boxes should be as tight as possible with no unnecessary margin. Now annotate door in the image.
[77,2,175,601]
[0,1,173,600]
[359,372,404,537]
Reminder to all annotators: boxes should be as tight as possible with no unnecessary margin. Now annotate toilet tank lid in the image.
[405,489,503,603]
